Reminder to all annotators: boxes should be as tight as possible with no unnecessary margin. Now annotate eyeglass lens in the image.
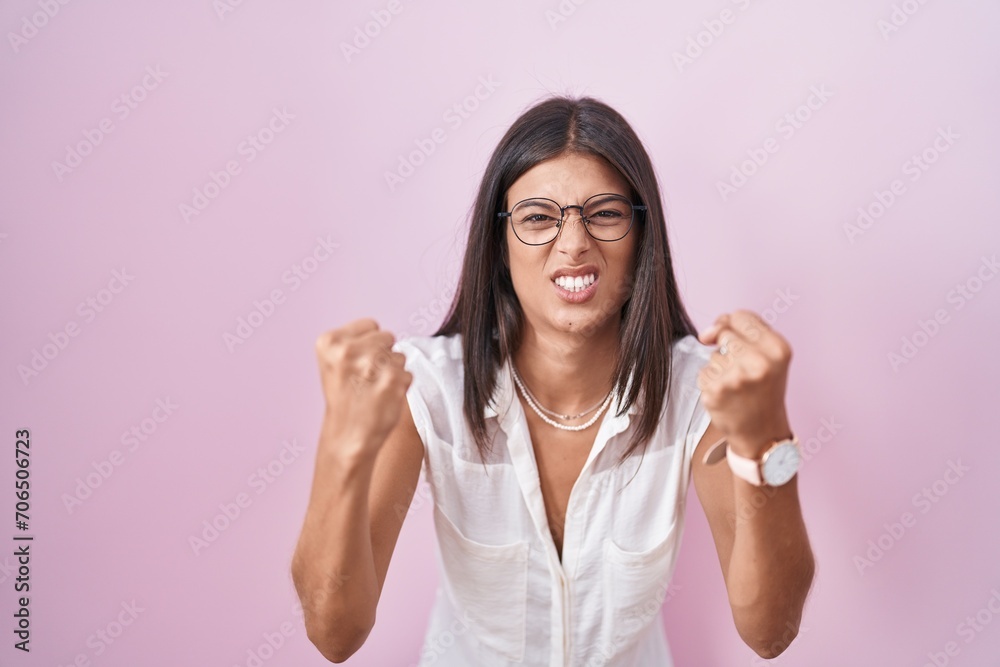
[510,194,635,244]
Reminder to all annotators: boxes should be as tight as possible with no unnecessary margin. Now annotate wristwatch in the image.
[703,435,801,487]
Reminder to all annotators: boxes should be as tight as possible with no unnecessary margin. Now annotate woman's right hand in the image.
[314,318,412,459]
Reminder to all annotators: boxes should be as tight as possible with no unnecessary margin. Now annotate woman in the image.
[292,96,815,666]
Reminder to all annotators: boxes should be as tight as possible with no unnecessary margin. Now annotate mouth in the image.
[552,273,599,303]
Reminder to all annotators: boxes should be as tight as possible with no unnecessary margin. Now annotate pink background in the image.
[2,1,999,665]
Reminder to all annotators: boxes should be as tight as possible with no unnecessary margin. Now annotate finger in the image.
[706,314,750,351]
[318,320,379,353]
[698,313,731,345]
[727,310,787,359]
[714,321,769,357]
[360,362,379,382]
[728,309,770,344]
[380,351,408,370]
[711,325,777,381]
[357,329,397,352]
[335,318,381,341]
[707,324,756,367]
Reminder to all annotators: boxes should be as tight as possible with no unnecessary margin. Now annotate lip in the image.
[552,273,599,304]
[551,264,599,280]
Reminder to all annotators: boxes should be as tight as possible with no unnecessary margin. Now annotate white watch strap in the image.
[702,437,763,486]
[726,443,763,486]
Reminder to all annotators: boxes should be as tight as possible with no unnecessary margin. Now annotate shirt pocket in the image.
[433,503,530,662]
[599,519,680,655]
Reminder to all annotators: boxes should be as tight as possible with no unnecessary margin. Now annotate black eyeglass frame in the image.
[497,192,647,246]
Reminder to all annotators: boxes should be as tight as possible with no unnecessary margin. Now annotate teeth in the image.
[554,273,596,292]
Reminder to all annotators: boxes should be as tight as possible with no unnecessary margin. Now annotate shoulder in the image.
[670,332,714,359]
[391,332,465,397]
[391,332,464,444]
[669,333,714,392]
[665,334,715,439]
[392,331,463,363]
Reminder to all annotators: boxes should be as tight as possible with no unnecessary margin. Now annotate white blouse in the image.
[391,332,715,667]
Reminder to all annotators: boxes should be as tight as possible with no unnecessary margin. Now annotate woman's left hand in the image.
[696,309,794,457]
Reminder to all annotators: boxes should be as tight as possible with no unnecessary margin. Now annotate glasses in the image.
[498,193,646,245]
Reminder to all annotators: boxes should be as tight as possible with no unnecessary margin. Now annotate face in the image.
[503,151,639,342]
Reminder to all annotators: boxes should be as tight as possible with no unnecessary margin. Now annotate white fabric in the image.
[391,333,715,667]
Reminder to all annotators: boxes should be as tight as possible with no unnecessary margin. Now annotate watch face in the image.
[762,441,801,486]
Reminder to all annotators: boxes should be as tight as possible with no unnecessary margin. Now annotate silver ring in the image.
[719,338,730,356]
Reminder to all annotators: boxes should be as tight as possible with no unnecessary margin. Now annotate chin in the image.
[549,310,612,340]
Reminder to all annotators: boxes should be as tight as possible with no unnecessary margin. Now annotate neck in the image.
[511,319,621,417]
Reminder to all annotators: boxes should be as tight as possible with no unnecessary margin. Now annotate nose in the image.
[553,208,592,253]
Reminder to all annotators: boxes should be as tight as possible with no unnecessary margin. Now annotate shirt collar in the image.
[483,356,514,419]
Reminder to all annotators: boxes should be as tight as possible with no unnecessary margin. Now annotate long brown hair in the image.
[434,95,698,466]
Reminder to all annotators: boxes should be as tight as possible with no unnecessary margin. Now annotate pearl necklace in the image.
[510,364,614,432]
[514,368,607,420]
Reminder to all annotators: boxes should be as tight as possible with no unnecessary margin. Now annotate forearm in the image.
[291,420,381,659]
[725,436,815,656]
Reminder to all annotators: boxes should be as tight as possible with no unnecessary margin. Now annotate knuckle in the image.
[745,364,767,382]
[720,375,741,392]
[328,341,350,365]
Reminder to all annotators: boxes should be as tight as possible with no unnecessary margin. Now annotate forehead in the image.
[505,152,630,207]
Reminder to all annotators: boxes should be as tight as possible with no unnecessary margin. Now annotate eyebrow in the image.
[582,193,625,205]
[518,193,627,205]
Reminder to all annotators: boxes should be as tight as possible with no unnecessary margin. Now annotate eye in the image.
[512,199,560,225]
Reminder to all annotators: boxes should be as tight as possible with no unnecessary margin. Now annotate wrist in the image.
[318,418,381,467]
[726,429,793,459]
[728,431,800,488]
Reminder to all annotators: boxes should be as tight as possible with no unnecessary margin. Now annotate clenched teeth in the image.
[554,273,596,292]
